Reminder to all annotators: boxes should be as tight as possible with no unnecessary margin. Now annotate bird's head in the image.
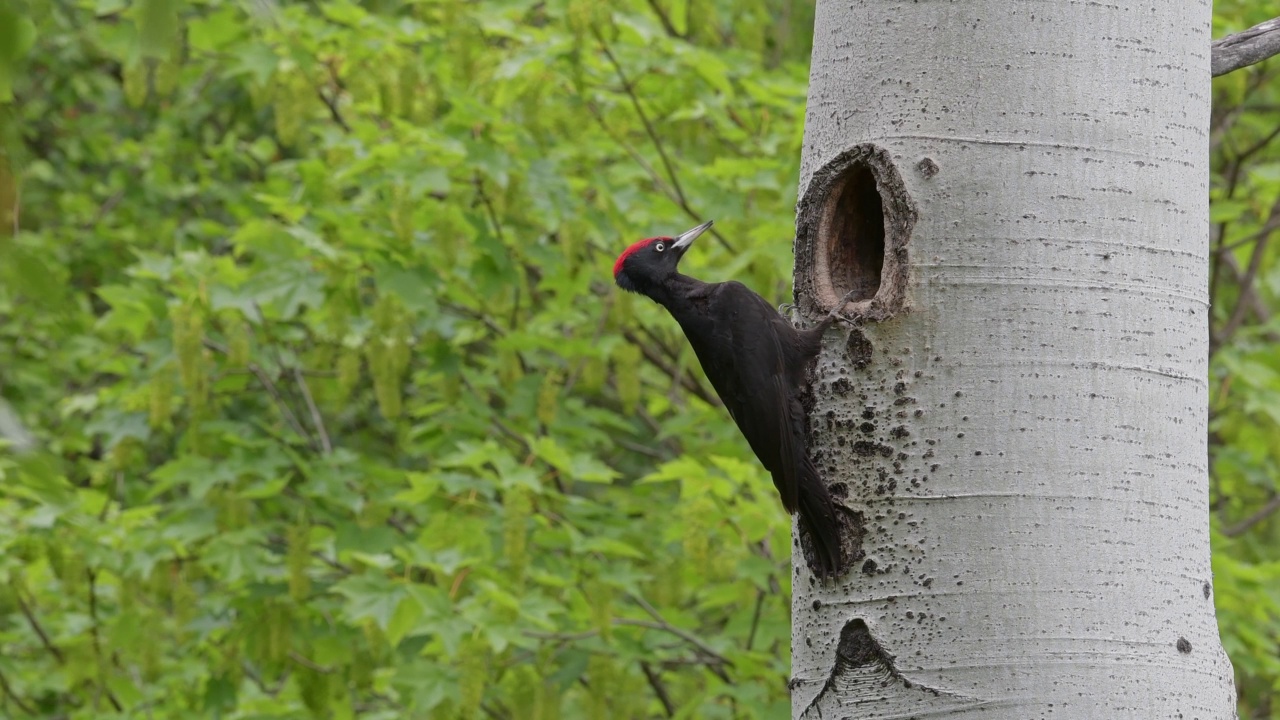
[613,220,713,294]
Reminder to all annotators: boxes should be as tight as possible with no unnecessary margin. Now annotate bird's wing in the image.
[698,283,802,513]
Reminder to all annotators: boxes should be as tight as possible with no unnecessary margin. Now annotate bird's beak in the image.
[672,220,713,252]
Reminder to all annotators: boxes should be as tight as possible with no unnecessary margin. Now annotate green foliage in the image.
[2,0,1277,717]
[1211,3,1280,717]
[0,0,813,717]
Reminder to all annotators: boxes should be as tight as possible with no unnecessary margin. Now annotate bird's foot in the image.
[825,288,863,324]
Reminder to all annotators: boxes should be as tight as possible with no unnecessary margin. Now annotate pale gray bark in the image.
[791,1,1237,718]
[1213,16,1280,77]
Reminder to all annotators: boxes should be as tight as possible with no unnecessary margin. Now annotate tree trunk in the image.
[790,2,1238,717]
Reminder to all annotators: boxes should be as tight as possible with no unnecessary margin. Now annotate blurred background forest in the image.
[0,0,1278,717]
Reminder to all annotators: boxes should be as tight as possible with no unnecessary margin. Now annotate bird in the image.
[613,219,852,579]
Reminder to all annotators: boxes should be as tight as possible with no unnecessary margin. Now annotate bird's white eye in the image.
[655,242,665,252]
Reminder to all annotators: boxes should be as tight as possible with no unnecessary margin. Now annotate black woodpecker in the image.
[613,220,851,579]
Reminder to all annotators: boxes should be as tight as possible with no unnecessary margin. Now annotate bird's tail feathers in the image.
[796,471,844,580]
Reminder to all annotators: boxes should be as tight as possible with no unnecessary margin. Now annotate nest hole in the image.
[823,164,885,304]
[795,144,915,321]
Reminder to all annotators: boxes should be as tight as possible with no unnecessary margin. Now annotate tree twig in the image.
[472,174,507,243]
[1213,16,1280,77]
[1205,119,1279,322]
[1214,213,1280,255]
[203,338,315,448]
[628,594,735,671]
[311,550,353,574]
[523,615,734,677]
[293,368,332,454]
[615,436,668,459]
[1217,252,1280,342]
[561,292,616,399]
[13,588,65,664]
[643,0,684,38]
[1235,120,1280,164]
[621,328,721,408]
[0,667,36,716]
[1223,494,1280,536]
[745,588,766,652]
[241,662,290,697]
[1215,193,1280,349]
[86,570,124,712]
[289,651,336,674]
[639,661,677,717]
[317,59,352,132]
[1210,69,1275,150]
[591,29,733,251]
[593,30,688,206]
[585,101,689,213]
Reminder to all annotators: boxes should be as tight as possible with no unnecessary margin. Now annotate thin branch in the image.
[643,0,684,38]
[471,176,529,332]
[1207,126,1267,316]
[13,589,65,664]
[1236,120,1280,164]
[489,415,533,454]
[613,620,731,681]
[241,662,290,697]
[585,101,691,211]
[615,437,668,459]
[523,615,733,677]
[440,300,507,337]
[639,661,677,717]
[1214,213,1280,254]
[593,30,688,206]
[86,570,124,712]
[622,329,721,408]
[633,318,695,408]
[293,368,332,454]
[1213,16,1280,77]
[317,89,352,132]
[744,589,766,652]
[1223,494,1280,537]
[1217,252,1280,342]
[81,189,125,230]
[472,175,507,243]
[591,30,733,251]
[1209,69,1274,150]
[289,651,336,674]
[628,594,735,671]
[561,291,616,398]
[246,362,314,446]
[523,628,600,641]
[637,323,690,374]
[1208,180,1235,310]
[318,59,352,132]
[310,550,353,574]
[1215,193,1280,349]
[203,338,315,448]
[0,667,36,716]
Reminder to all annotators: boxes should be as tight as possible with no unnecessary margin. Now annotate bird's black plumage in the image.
[614,221,844,578]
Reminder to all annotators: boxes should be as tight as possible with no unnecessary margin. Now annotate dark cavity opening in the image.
[794,144,914,322]
[823,164,885,304]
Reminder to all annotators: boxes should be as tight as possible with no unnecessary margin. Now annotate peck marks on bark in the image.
[797,617,970,719]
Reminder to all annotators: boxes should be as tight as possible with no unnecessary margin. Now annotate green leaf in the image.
[332,574,406,630]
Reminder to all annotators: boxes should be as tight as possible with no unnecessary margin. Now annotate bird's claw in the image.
[825,289,863,324]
